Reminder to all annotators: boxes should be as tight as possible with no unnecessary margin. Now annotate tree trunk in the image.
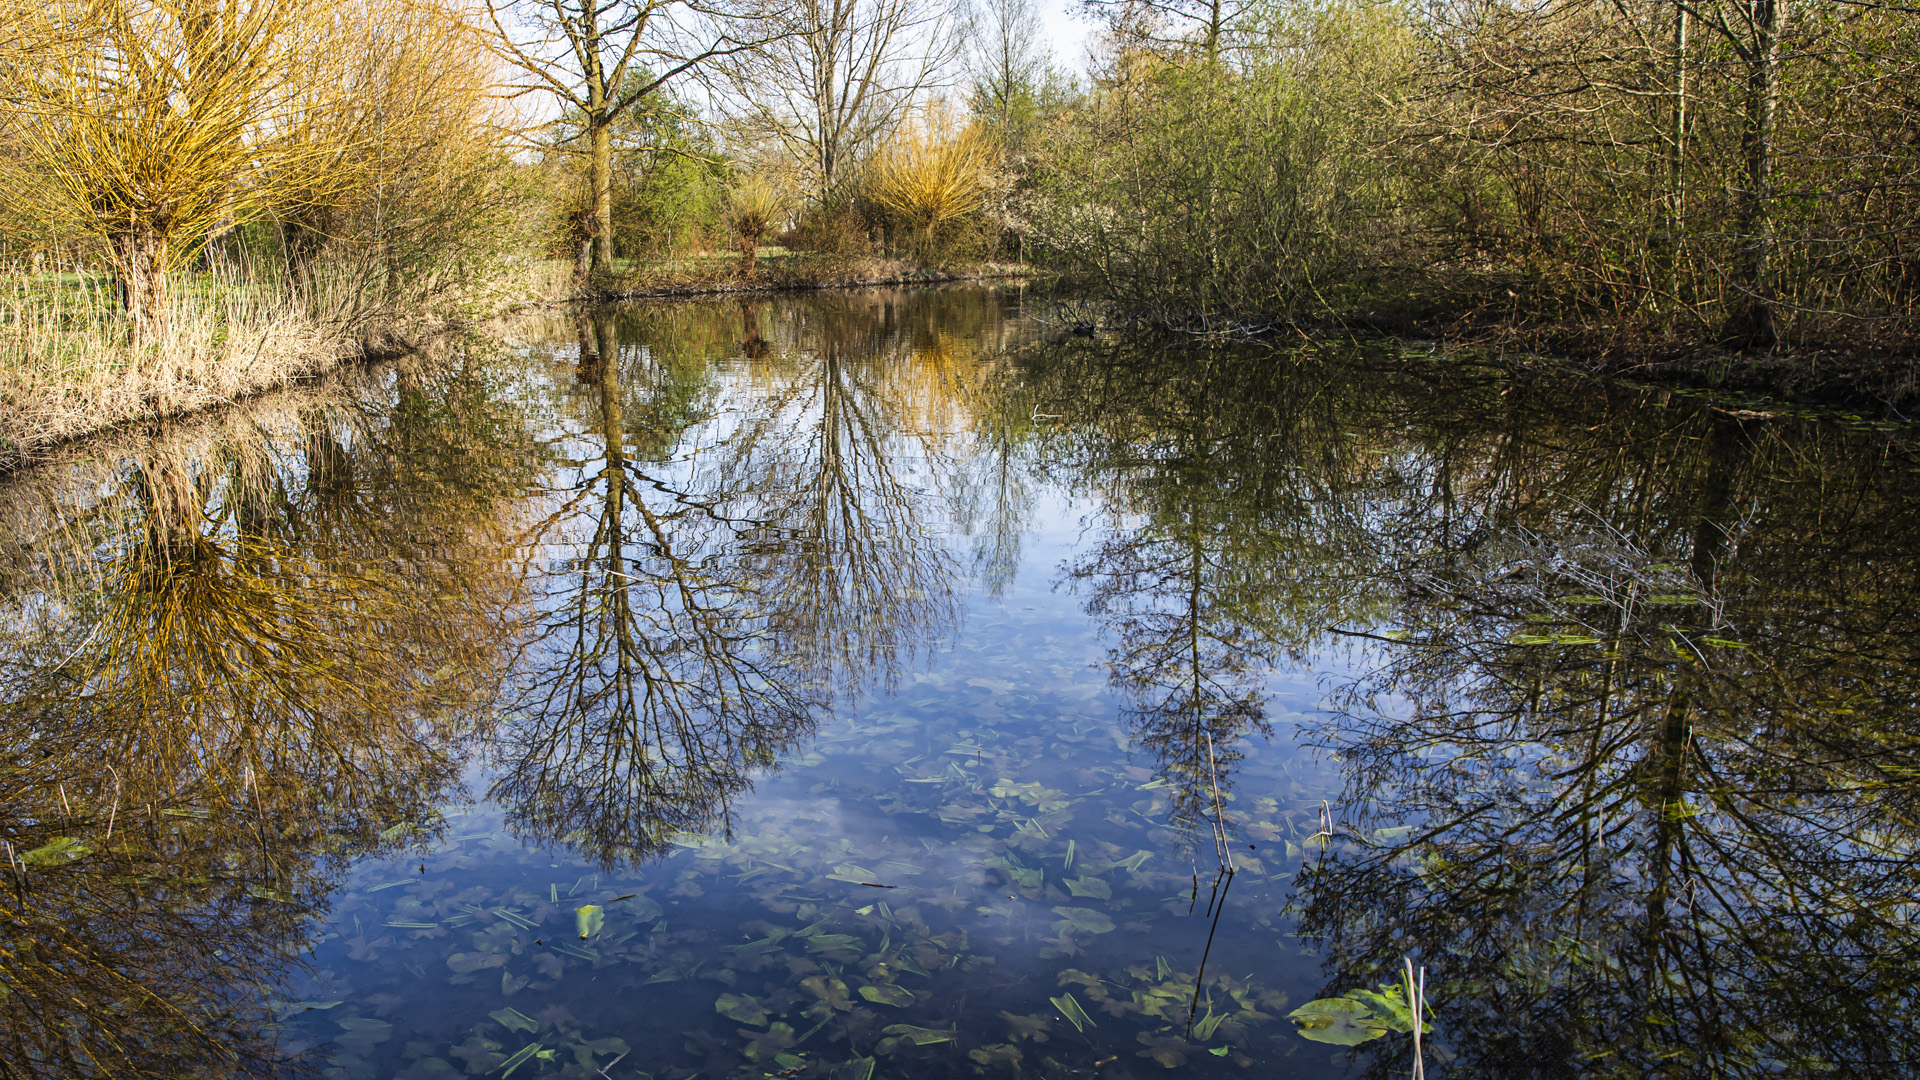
[113,222,171,346]
[591,120,615,278]
[1723,0,1785,350]
[1656,0,1690,321]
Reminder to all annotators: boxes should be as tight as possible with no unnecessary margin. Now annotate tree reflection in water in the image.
[493,296,1010,867]
[1041,341,1389,831]
[0,357,534,1078]
[1291,399,1920,1078]
[493,308,816,869]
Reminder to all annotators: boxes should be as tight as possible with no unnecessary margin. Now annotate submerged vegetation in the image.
[2,287,1919,1076]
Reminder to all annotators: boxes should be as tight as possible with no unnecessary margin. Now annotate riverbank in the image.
[0,256,1030,475]
[585,254,1034,303]
[1393,318,1920,415]
[1098,284,1920,414]
[0,257,579,475]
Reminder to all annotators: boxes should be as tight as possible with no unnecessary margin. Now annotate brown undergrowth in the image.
[596,255,1032,302]
[0,259,572,474]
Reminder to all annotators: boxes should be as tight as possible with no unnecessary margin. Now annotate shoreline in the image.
[0,263,1033,477]
[10,269,1914,478]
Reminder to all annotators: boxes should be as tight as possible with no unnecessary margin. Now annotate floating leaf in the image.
[272,1000,342,1021]
[1136,1033,1198,1067]
[802,975,853,1010]
[19,837,91,866]
[859,984,915,1007]
[489,1008,537,1034]
[567,1038,629,1070]
[715,993,770,1026]
[1208,1046,1230,1056]
[998,1011,1050,1042]
[446,953,507,974]
[830,1057,876,1080]
[740,1022,797,1061]
[574,904,603,940]
[1344,979,1434,1034]
[969,1043,1026,1068]
[336,1017,394,1045]
[1288,998,1390,1045]
[1050,992,1096,1033]
[1194,1006,1226,1040]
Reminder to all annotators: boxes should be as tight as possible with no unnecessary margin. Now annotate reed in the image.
[0,262,346,472]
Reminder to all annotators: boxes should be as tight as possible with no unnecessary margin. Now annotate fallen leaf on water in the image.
[879,1023,954,1046]
[1051,907,1116,934]
[714,993,769,1026]
[1288,998,1391,1045]
[19,837,91,866]
[998,1010,1051,1042]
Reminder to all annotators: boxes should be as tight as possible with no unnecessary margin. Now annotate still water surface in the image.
[2,287,1918,1079]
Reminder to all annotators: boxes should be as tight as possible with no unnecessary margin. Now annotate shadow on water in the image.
[1,288,1918,1078]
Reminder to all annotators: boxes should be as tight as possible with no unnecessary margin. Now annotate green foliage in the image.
[1031,0,1417,321]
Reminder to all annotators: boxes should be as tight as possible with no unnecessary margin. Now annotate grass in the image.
[0,266,344,473]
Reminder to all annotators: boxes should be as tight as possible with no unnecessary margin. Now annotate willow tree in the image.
[486,0,776,279]
[273,0,504,296]
[0,0,368,343]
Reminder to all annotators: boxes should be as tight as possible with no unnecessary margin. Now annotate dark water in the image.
[3,287,1919,1080]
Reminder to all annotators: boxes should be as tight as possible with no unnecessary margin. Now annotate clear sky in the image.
[1036,1,1095,76]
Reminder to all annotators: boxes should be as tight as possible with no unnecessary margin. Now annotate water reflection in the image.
[0,356,534,1077]
[491,298,1022,866]
[493,308,817,868]
[3,289,1919,1079]
[1291,387,1920,1077]
[727,294,974,694]
[1043,343,1389,829]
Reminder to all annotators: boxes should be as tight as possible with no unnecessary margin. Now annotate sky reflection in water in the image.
[2,287,1919,1079]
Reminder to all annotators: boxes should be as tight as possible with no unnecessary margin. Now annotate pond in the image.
[2,286,1918,1080]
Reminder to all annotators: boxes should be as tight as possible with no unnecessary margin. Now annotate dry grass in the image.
[0,257,577,473]
[0,269,349,472]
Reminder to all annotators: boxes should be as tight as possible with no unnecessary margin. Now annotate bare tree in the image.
[966,0,1051,136]
[1080,0,1248,59]
[714,0,963,206]
[485,0,776,277]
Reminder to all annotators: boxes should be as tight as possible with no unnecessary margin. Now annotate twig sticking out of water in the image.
[1308,799,1335,850]
[1405,957,1427,1080]
[1186,733,1240,1039]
